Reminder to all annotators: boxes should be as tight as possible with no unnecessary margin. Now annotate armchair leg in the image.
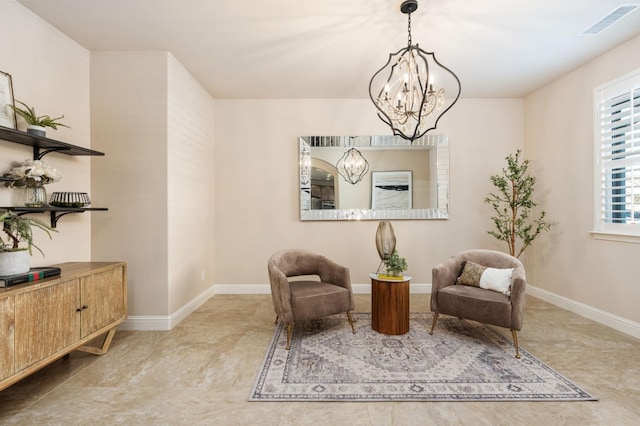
[274,315,279,325]
[347,311,356,334]
[430,312,439,335]
[286,324,293,350]
[511,330,521,359]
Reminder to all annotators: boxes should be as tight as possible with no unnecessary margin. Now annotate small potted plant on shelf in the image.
[381,249,408,279]
[0,209,57,276]
[9,100,70,137]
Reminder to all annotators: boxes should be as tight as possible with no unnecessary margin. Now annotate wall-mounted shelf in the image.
[0,126,104,159]
[1,126,109,228]
[0,206,108,228]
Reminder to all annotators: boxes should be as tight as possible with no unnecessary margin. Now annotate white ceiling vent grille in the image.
[581,4,640,35]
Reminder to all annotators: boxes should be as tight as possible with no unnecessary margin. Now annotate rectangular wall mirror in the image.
[300,134,449,220]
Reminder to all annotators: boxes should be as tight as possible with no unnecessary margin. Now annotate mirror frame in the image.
[299,135,449,221]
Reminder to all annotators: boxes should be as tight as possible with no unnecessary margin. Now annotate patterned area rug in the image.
[250,312,596,402]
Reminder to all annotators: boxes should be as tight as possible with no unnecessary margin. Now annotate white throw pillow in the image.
[479,267,513,296]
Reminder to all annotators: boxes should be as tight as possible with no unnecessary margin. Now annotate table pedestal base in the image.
[370,276,410,335]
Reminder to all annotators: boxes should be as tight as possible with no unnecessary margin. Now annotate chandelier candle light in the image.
[369,0,461,141]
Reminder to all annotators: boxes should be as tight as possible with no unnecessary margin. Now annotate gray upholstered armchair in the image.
[268,249,356,350]
[430,249,527,358]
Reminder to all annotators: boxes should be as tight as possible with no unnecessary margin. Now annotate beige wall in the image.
[90,52,216,319]
[167,55,216,314]
[0,1,92,266]
[524,34,640,324]
[90,52,170,317]
[213,98,524,286]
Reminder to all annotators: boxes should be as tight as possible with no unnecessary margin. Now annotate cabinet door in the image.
[14,280,81,372]
[80,266,126,337]
[0,296,15,381]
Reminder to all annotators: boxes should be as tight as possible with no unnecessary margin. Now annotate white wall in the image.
[167,55,216,314]
[524,34,640,324]
[213,98,524,287]
[0,1,91,266]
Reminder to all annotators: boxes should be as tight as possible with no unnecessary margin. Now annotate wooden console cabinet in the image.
[0,262,126,390]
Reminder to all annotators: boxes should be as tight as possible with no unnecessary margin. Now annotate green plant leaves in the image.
[484,150,552,258]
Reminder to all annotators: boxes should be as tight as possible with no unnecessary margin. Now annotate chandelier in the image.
[369,0,461,141]
[336,148,369,185]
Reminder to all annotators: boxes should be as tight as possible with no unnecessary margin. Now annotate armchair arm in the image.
[318,257,351,289]
[268,265,294,325]
[509,267,527,330]
[317,257,355,311]
[430,255,464,313]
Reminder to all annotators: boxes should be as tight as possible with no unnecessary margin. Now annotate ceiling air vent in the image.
[581,4,640,36]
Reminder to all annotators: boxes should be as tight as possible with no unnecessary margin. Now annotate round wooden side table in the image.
[369,273,411,335]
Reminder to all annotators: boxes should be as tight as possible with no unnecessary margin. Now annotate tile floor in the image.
[1,294,639,425]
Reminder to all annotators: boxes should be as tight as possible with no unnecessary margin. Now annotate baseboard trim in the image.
[119,282,639,340]
[527,285,640,340]
[213,283,431,295]
[118,285,216,331]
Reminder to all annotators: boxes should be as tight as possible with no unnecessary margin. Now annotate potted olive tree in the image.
[484,150,553,258]
[10,100,70,137]
[0,210,56,275]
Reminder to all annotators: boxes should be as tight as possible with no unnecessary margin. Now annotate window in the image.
[593,69,640,241]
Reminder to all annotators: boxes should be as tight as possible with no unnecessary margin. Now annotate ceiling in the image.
[18,0,640,99]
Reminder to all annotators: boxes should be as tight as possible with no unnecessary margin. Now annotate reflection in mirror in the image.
[300,135,449,220]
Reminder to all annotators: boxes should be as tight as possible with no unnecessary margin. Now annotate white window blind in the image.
[594,69,640,237]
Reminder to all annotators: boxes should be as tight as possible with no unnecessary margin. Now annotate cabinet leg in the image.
[76,328,117,355]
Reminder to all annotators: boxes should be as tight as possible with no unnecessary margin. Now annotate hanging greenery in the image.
[484,150,552,258]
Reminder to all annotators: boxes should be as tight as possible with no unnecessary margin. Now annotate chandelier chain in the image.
[407,13,412,47]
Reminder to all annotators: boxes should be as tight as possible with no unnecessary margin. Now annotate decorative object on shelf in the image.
[0,209,57,275]
[0,266,61,288]
[336,147,369,184]
[9,100,70,137]
[2,159,62,207]
[484,149,553,258]
[49,192,91,208]
[2,159,62,187]
[22,185,48,208]
[375,221,396,274]
[381,249,408,278]
[0,70,17,129]
[369,0,461,141]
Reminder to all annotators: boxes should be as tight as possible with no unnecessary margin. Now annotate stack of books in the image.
[0,267,62,288]
[377,273,405,281]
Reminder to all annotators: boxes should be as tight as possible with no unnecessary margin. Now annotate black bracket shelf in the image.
[0,207,108,228]
[0,126,104,160]
[1,127,109,228]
